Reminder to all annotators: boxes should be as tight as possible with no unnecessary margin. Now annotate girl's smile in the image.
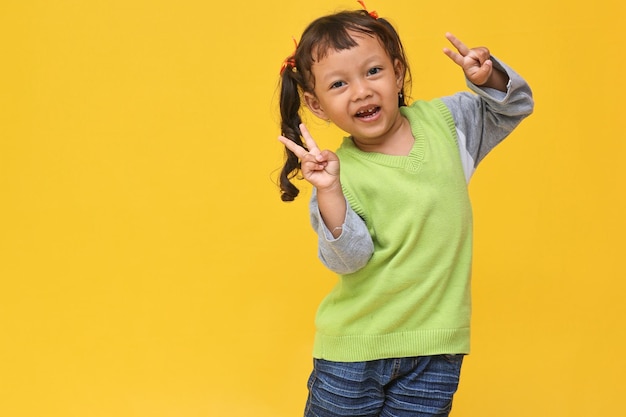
[355,105,381,120]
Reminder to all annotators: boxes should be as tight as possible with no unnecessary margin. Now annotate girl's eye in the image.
[330,81,346,89]
[367,67,382,76]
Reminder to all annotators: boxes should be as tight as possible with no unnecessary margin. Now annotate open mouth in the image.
[355,106,380,120]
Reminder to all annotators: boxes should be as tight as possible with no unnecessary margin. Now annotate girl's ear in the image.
[394,59,405,91]
[303,92,328,120]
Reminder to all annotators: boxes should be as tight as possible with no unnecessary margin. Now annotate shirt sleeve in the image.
[309,189,374,275]
[441,57,534,182]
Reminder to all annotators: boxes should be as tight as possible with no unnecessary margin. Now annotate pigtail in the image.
[278,61,307,202]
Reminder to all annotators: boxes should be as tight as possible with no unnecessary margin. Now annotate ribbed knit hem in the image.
[312,328,470,362]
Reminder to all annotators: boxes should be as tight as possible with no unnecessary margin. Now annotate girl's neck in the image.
[352,114,414,156]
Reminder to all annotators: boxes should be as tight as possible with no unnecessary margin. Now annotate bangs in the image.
[311,25,376,62]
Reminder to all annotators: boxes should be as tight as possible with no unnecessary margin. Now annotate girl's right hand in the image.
[278,123,341,192]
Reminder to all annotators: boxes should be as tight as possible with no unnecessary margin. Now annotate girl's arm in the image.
[279,124,374,273]
[441,57,534,182]
[278,124,345,238]
[315,179,346,239]
[310,191,374,274]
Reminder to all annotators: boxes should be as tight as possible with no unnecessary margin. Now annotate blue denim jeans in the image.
[304,355,464,417]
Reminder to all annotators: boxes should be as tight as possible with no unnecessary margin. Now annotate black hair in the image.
[277,10,411,202]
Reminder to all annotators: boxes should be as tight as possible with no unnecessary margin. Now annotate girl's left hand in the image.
[443,32,493,86]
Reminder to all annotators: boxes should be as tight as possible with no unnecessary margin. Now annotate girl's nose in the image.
[351,80,372,101]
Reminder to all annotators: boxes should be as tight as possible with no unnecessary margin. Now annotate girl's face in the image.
[304,32,405,148]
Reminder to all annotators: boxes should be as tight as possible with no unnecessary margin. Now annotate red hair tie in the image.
[357,0,379,19]
[279,37,298,75]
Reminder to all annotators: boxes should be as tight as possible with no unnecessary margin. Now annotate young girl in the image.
[276,5,533,417]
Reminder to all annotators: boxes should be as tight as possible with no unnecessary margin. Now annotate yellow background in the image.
[1,0,624,416]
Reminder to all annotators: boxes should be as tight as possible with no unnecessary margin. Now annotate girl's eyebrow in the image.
[319,69,347,83]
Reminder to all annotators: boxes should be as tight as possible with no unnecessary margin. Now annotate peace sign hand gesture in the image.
[278,123,341,192]
[443,32,509,91]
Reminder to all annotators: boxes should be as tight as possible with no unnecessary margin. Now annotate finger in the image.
[445,32,470,56]
[465,59,493,86]
[442,47,464,67]
[299,123,321,155]
[476,59,493,82]
[477,48,491,65]
[278,135,308,159]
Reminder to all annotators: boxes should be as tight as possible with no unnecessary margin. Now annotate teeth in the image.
[356,107,377,116]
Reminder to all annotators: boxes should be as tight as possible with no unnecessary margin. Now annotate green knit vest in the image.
[313,99,473,362]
